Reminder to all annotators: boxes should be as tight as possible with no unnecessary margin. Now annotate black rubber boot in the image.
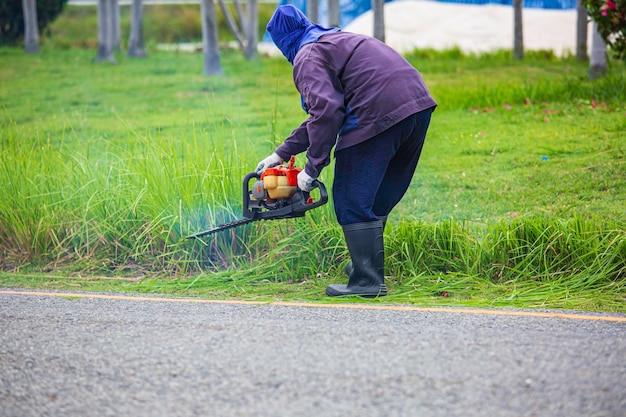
[327,220,387,297]
[343,216,387,278]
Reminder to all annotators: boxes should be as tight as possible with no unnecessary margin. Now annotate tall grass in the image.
[0,117,258,273]
[1,44,625,309]
[2,114,623,292]
[385,218,625,285]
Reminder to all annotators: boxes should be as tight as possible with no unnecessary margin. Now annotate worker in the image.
[256,4,437,297]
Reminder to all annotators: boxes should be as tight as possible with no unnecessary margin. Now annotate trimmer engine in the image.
[251,155,303,201]
[187,156,328,239]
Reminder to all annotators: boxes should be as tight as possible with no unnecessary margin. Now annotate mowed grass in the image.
[1,36,625,311]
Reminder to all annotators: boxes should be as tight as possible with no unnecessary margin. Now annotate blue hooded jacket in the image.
[266,5,339,64]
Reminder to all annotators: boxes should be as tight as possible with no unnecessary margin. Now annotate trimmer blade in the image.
[186,217,255,239]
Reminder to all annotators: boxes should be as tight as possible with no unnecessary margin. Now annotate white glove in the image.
[297,170,316,192]
[255,153,282,174]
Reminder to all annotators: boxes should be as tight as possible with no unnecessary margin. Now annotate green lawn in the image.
[1,41,625,311]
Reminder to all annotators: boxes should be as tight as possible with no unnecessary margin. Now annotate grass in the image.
[1,10,626,312]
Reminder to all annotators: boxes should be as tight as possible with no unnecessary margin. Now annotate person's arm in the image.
[274,120,309,162]
[276,53,345,178]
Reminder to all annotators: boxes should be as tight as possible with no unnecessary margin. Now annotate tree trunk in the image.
[372,0,385,42]
[218,0,245,50]
[513,0,524,60]
[327,0,340,27]
[113,0,121,51]
[575,0,588,61]
[244,0,258,60]
[201,0,223,76]
[234,0,246,35]
[96,0,116,63]
[589,22,607,79]
[22,0,39,54]
[218,0,258,60]
[307,0,318,22]
[127,0,147,57]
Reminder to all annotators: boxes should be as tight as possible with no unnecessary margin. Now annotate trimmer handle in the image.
[299,179,328,212]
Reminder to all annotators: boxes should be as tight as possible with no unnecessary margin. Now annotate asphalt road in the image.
[1,289,625,417]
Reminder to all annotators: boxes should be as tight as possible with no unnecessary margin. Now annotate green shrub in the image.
[46,4,277,49]
[585,0,626,61]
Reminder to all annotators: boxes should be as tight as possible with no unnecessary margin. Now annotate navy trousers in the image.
[333,107,434,226]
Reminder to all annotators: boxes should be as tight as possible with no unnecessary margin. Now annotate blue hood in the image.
[266,5,339,64]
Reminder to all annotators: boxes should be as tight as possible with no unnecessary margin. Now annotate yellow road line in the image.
[1,289,625,323]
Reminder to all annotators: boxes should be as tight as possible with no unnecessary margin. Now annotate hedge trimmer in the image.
[187,156,328,239]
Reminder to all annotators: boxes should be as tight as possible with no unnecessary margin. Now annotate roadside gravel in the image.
[1,290,625,417]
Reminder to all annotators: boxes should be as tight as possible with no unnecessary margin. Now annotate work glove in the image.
[297,170,316,192]
[255,153,282,174]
